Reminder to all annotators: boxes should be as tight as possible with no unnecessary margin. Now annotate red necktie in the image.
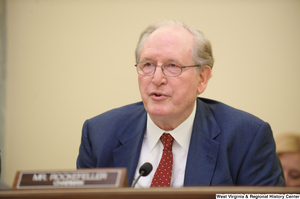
[151,133,174,187]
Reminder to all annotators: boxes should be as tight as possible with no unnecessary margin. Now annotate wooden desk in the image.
[0,187,299,199]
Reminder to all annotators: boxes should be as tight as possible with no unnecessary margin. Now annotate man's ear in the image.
[197,65,212,95]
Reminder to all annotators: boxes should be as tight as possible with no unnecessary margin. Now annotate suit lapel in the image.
[184,98,221,186]
[112,109,147,186]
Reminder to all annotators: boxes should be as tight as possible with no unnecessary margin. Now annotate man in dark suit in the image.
[77,20,285,187]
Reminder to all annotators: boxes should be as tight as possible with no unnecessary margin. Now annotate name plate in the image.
[13,168,128,189]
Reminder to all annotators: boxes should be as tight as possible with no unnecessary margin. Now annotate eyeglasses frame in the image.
[135,62,201,77]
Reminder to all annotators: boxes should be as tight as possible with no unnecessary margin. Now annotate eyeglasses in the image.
[135,62,201,77]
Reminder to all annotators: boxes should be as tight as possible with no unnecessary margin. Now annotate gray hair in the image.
[135,20,214,69]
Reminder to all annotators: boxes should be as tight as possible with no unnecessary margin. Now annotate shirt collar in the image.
[146,100,197,152]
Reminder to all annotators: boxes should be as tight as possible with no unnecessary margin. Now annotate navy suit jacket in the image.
[77,97,285,186]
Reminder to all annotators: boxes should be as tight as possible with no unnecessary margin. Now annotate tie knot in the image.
[160,133,174,150]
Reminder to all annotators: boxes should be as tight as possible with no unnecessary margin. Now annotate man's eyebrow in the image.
[140,57,153,62]
[166,59,179,62]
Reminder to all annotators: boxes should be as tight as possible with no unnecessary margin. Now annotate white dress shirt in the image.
[133,101,197,188]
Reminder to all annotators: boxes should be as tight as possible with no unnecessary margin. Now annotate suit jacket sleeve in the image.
[77,120,94,168]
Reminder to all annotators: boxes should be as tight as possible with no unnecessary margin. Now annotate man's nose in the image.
[151,65,167,86]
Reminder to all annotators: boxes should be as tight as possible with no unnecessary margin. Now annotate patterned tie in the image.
[151,133,174,187]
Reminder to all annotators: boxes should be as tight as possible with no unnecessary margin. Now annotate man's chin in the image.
[146,107,170,117]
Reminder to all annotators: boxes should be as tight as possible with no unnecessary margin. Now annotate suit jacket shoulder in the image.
[77,101,147,184]
[184,98,284,186]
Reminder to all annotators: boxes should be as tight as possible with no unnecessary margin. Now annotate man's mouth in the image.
[149,91,167,100]
[153,93,162,97]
